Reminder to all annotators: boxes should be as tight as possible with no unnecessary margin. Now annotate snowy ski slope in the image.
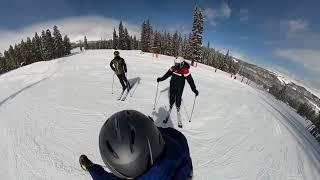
[0,50,319,179]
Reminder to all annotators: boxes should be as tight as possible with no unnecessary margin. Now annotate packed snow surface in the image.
[1,50,320,179]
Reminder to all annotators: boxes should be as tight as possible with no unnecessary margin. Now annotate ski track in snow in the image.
[0,50,320,179]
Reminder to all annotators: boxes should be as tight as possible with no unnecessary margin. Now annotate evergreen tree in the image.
[26,37,34,64]
[153,31,160,48]
[53,25,65,58]
[34,32,43,62]
[84,36,89,50]
[172,31,180,56]
[41,30,47,60]
[19,40,28,65]
[112,29,118,49]
[8,45,18,68]
[63,35,72,55]
[184,33,193,60]
[124,28,131,50]
[42,29,55,60]
[133,36,139,49]
[141,20,152,52]
[14,44,23,65]
[3,51,10,71]
[118,21,126,49]
[0,53,5,73]
[190,6,204,65]
[141,21,147,51]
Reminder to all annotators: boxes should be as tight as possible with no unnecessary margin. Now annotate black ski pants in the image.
[169,87,184,110]
[117,74,130,90]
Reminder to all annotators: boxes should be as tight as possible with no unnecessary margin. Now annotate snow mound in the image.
[0,50,320,179]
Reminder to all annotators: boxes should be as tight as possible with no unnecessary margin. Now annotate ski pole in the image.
[189,95,197,122]
[153,82,159,110]
[112,73,115,94]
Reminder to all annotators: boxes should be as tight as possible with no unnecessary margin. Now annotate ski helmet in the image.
[174,57,184,68]
[99,110,165,179]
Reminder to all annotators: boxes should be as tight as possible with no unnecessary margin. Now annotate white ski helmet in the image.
[174,57,184,68]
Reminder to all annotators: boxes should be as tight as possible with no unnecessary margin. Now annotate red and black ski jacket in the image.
[158,62,197,93]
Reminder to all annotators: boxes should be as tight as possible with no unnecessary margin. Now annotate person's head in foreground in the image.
[80,110,193,180]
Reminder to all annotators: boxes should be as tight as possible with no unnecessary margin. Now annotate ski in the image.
[117,90,125,100]
[129,81,139,97]
[121,90,130,101]
[121,85,132,101]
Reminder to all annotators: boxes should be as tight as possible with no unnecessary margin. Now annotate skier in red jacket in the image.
[157,57,199,128]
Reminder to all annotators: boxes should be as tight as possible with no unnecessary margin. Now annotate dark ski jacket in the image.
[158,62,197,93]
[88,127,193,180]
[110,57,127,75]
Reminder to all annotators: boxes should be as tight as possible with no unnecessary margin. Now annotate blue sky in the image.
[1,0,320,92]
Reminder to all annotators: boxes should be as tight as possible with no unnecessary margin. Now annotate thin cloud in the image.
[274,49,320,71]
[203,2,232,26]
[239,9,249,22]
[0,16,140,52]
[240,36,249,40]
[287,19,309,32]
[281,19,310,39]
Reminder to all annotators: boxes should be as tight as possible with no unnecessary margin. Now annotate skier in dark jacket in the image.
[157,57,198,127]
[110,51,130,91]
[79,110,193,180]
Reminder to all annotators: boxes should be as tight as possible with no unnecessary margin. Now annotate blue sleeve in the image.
[88,164,117,180]
[173,155,193,179]
[159,128,193,178]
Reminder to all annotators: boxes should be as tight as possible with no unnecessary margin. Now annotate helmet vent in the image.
[131,130,135,145]
[114,117,120,138]
[158,134,162,145]
[126,110,131,115]
[106,140,119,159]
[130,130,135,153]
[146,137,154,165]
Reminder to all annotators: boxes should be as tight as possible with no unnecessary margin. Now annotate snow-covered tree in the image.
[133,36,139,49]
[63,35,72,55]
[190,6,204,65]
[33,32,43,62]
[42,29,55,60]
[53,25,65,58]
[26,37,34,64]
[118,21,126,50]
[112,29,118,49]
[124,28,131,50]
[0,53,6,73]
[153,31,161,48]
[141,20,152,52]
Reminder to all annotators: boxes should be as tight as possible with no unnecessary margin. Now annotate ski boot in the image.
[79,154,93,171]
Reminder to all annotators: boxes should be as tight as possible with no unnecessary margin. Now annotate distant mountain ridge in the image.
[235,58,320,113]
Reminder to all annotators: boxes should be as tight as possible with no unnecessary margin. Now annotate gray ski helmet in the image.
[99,110,165,179]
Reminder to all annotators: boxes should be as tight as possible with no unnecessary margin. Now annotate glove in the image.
[157,77,161,82]
[194,89,199,96]
[124,68,127,73]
